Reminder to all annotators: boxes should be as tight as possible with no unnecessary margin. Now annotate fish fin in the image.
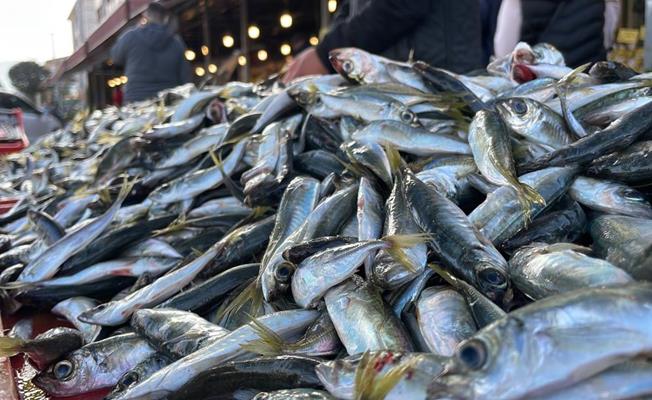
[383,234,429,273]
[383,144,403,174]
[354,352,416,400]
[367,358,417,400]
[214,280,265,327]
[428,263,460,288]
[499,167,545,222]
[153,214,188,236]
[209,149,245,203]
[556,63,590,139]
[542,243,592,254]
[115,177,135,204]
[0,280,38,291]
[239,316,285,355]
[0,336,25,357]
[354,351,376,400]
[513,180,546,222]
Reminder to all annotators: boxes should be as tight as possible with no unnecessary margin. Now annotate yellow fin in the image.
[239,316,285,355]
[0,337,25,357]
[383,234,429,273]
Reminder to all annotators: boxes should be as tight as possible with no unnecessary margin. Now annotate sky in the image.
[0,0,77,64]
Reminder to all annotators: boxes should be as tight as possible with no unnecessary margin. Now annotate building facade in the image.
[69,0,101,50]
[97,0,126,24]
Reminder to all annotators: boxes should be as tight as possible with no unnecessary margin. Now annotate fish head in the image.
[474,262,509,304]
[106,354,170,400]
[33,349,104,397]
[429,317,527,399]
[495,98,542,133]
[287,84,320,107]
[28,327,85,370]
[262,258,295,302]
[329,48,374,84]
[389,102,419,126]
[314,355,359,399]
[78,301,126,326]
[532,43,565,66]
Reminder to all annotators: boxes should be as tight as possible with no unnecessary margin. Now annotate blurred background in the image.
[0,0,649,124]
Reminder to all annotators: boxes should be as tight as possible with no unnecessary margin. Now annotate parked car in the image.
[0,90,62,143]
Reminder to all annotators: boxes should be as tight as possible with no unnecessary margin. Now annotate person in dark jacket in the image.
[282,0,484,82]
[111,2,191,103]
[520,0,606,67]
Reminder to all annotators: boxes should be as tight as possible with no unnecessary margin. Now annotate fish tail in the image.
[354,351,376,400]
[512,179,545,222]
[210,149,245,202]
[153,214,188,236]
[0,336,25,357]
[239,317,285,355]
[383,144,403,174]
[382,234,429,273]
[214,280,265,327]
[354,351,416,400]
[0,280,38,290]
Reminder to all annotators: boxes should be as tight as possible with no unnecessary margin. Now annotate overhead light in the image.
[309,36,319,46]
[120,76,128,84]
[238,55,247,66]
[208,64,218,73]
[328,0,337,13]
[201,45,209,56]
[280,43,292,56]
[257,49,268,61]
[222,34,234,48]
[184,50,196,61]
[280,13,293,28]
[108,80,116,88]
[248,25,260,39]
[195,66,205,77]
[111,78,120,86]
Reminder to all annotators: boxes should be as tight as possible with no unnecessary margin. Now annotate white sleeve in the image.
[494,0,523,58]
[604,0,621,50]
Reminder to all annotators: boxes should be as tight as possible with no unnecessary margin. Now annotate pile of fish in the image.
[0,41,651,400]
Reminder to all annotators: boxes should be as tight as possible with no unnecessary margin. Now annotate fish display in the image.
[0,41,650,400]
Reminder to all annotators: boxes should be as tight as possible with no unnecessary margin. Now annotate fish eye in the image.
[274,262,296,283]
[53,360,74,381]
[511,99,528,115]
[478,268,507,286]
[400,110,416,123]
[120,371,139,387]
[457,339,488,370]
[342,60,354,74]
[478,267,506,287]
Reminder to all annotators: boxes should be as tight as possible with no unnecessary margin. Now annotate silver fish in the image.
[51,297,102,343]
[112,309,318,399]
[416,286,477,356]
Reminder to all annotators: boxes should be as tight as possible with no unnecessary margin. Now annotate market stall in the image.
[1,24,652,400]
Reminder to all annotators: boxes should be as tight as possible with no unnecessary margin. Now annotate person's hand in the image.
[282,47,329,84]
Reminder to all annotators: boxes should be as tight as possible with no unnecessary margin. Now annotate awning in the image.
[50,0,156,82]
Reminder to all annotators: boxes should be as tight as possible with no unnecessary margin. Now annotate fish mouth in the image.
[512,64,536,83]
[328,51,344,74]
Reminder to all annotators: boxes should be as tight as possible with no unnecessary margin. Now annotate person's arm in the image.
[110,30,132,66]
[174,36,192,84]
[493,0,522,58]
[604,0,620,50]
[315,0,430,67]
